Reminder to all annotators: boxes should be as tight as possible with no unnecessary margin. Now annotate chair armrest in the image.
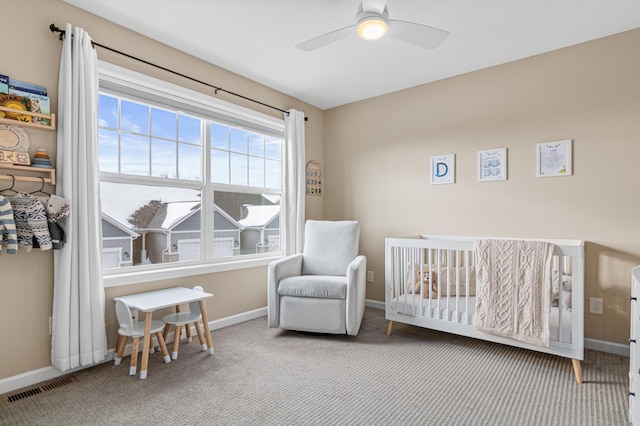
[345,255,367,335]
[267,254,303,328]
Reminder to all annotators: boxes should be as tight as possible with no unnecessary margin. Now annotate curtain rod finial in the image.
[50,23,65,40]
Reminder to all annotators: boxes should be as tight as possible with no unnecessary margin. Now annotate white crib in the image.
[385,235,585,383]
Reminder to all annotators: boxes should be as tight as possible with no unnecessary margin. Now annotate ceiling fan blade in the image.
[388,19,449,50]
[295,25,355,51]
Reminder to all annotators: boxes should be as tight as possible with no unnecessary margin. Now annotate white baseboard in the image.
[585,338,629,357]
[365,299,385,310]
[209,307,267,330]
[0,307,268,395]
[1,304,628,395]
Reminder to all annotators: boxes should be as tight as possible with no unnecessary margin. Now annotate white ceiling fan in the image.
[295,0,449,52]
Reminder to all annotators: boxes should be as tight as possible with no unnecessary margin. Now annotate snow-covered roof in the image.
[261,194,280,205]
[147,201,200,229]
[238,205,279,228]
[144,201,244,231]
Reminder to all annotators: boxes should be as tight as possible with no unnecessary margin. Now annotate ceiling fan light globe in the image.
[357,18,388,41]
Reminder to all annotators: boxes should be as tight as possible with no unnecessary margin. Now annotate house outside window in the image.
[97,62,284,285]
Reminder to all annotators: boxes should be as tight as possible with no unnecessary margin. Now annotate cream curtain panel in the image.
[283,109,306,255]
[51,23,107,371]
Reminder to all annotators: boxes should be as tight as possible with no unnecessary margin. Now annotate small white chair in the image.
[114,299,171,376]
[162,285,208,360]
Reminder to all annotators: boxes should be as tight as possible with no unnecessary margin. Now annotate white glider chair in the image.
[114,299,171,375]
[162,285,207,360]
[268,220,367,335]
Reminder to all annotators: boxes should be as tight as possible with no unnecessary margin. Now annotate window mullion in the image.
[117,98,122,175]
[202,120,214,261]
[174,112,180,181]
[147,107,152,176]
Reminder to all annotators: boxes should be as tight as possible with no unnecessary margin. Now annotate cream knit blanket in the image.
[474,239,555,347]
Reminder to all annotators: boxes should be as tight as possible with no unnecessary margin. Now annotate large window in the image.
[98,63,284,282]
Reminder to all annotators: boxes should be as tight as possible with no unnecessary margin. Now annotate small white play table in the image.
[114,286,214,379]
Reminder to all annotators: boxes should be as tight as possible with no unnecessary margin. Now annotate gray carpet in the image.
[0,307,630,425]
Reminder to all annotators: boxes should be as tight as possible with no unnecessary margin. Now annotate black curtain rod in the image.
[49,24,307,121]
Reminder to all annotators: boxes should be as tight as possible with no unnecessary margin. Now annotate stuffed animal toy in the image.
[406,264,437,295]
[551,270,572,310]
[416,268,438,297]
[406,264,477,298]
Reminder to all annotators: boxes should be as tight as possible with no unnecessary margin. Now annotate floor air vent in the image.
[2,375,78,405]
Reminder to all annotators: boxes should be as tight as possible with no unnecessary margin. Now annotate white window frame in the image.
[98,62,285,288]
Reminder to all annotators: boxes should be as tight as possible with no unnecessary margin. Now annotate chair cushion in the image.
[278,275,347,299]
[302,220,360,276]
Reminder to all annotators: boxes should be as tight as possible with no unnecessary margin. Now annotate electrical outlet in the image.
[589,297,603,315]
[367,270,374,283]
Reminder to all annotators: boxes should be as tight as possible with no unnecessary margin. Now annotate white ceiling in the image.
[63,0,640,110]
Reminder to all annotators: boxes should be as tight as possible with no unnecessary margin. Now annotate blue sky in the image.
[98,93,281,184]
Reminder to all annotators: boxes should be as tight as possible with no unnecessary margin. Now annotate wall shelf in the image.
[0,164,56,185]
[0,106,56,131]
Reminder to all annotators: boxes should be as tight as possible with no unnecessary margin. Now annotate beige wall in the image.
[325,28,640,345]
[0,0,324,380]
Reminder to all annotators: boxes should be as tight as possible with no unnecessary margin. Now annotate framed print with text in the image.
[478,148,507,182]
[430,154,455,185]
[305,160,322,195]
[536,140,572,177]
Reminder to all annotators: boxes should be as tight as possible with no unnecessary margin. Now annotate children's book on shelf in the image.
[0,74,8,95]
[7,88,51,126]
[8,78,47,96]
[0,74,51,126]
[0,93,33,124]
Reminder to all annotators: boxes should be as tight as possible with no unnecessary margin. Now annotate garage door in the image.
[178,239,200,261]
[178,238,235,260]
[214,237,234,258]
[102,249,122,269]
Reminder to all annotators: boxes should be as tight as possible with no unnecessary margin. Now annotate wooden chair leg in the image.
[386,320,394,337]
[115,334,127,365]
[571,359,583,384]
[194,321,206,351]
[199,300,214,355]
[155,331,171,363]
[171,325,182,360]
[114,330,121,354]
[130,337,139,376]
[185,323,192,343]
[162,323,170,341]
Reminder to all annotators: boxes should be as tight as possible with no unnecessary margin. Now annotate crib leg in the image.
[571,359,583,384]
[386,320,394,337]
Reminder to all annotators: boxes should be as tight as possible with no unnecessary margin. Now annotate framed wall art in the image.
[430,154,455,185]
[0,124,30,165]
[536,140,572,177]
[478,148,507,182]
[305,160,322,196]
